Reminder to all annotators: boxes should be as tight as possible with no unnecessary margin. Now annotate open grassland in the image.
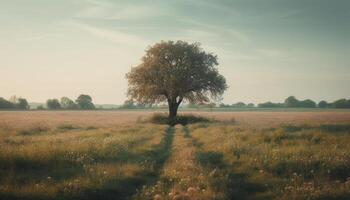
[0,111,350,200]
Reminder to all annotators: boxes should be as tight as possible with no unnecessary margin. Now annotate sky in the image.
[0,0,349,104]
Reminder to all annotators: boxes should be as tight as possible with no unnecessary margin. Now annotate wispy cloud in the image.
[177,18,251,44]
[72,22,149,47]
[77,1,165,20]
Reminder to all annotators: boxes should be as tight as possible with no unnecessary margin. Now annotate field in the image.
[0,111,350,200]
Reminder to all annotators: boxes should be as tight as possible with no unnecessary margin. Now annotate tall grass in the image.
[0,123,169,200]
[189,123,350,200]
[1,112,349,200]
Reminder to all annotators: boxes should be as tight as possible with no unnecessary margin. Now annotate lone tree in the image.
[126,40,227,122]
[76,94,95,110]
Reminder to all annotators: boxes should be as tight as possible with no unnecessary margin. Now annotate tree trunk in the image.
[167,97,183,125]
[168,102,178,119]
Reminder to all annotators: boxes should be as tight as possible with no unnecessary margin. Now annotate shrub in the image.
[56,124,79,131]
[149,114,211,126]
[17,124,50,135]
[320,124,350,132]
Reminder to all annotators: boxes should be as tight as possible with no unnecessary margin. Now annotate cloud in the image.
[72,22,149,47]
[177,18,251,44]
[77,1,165,20]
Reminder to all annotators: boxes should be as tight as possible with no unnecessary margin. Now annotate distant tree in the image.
[258,102,284,108]
[76,94,95,110]
[299,99,316,108]
[284,96,300,107]
[318,100,328,108]
[17,98,29,110]
[232,102,246,108]
[331,98,350,108]
[126,40,227,122]
[37,105,45,110]
[247,103,255,108]
[120,100,136,109]
[60,97,77,109]
[46,99,61,109]
[0,97,14,109]
[219,103,230,108]
[9,95,18,104]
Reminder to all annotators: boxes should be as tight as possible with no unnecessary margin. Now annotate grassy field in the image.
[0,111,350,200]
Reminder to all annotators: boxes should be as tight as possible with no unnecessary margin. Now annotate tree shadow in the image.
[189,128,272,200]
[0,127,175,200]
[68,126,175,200]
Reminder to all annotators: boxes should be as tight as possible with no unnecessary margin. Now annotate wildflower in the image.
[154,194,162,200]
[187,187,197,196]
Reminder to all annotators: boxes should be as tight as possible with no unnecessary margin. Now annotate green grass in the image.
[189,123,350,200]
[1,121,350,200]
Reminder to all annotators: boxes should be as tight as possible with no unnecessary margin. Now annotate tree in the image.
[299,99,316,108]
[0,97,14,109]
[9,95,18,104]
[285,96,299,107]
[37,105,44,110]
[318,100,328,108]
[232,102,246,108]
[46,99,61,109]
[126,40,227,122]
[258,101,284,108]
[331,99,350,108]
[17,98,29,110]
[76,94,95,110]
[60,97,77,109]
[247,103,255,108]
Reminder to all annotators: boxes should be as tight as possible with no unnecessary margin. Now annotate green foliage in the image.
[258,101,284,108]
[285,96,299,107]
[195,151,225,168]
[36,105,44,110]
[318,100,329,108]
[76,94,95,110]
[320,124,350,132]
[0,97,29,110]
[56,124,79,131]
[60,97,78,109]
[46,99,61,109]
[126,40,227,119]
[285,96,316,108]
[0,97,14,109]
[149,113,211,126]
[16,98,29,110]
[17,124,50,136]
[331,99,350,108]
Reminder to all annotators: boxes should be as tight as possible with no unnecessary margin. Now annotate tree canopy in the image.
[46,99,61,109]
[76,94,95,110]
[126,40,227,121]
[61,97,77,109]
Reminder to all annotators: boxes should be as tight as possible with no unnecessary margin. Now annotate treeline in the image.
[258,96,350,108]
[1,95,350,110]
[43,94,95,110]
[0,94,95,110]
[0,96,29,110]
[219,96,350,109]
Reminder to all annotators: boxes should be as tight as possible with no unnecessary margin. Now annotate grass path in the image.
[134,125,221,200]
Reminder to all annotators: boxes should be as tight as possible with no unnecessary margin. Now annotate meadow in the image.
[0,111,350,200]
